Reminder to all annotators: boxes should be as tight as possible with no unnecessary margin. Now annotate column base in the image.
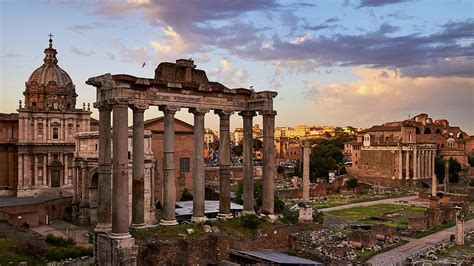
[298,205,313,224]
[96,233,137,266]
[242,210,256,216]
[94,223,112,233]
[160,219,178,226]
[191,216,208,223]
[130,223,147,229]
[217,213,233,219]
[398,176,403,180]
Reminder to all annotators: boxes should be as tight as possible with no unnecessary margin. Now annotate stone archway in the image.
[424,127,432,134]
[49,160,63,187]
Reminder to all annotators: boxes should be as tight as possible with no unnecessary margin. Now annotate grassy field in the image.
[325,204,426,227]
[310,191,414,209]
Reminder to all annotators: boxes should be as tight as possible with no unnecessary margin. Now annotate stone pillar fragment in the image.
[398,149,403,179]
[216,110,233,219]
[190,108,208,222]
[112,103,130,235]
[455,208,464,245]
[160,105,180,226]
[239,111,256,215]
[131,105,147,228]
[261,110,277,215]
[96,104,112,232]
[302,141,311,201]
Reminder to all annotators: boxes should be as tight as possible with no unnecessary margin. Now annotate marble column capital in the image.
[189,108,209,115]
[259,110,277,117]
[109,99,129,107]
[130,103,149,112]
[159,105,180,114]
[238,110,257,118]
[93,102,112,111]
[214,109,234,119]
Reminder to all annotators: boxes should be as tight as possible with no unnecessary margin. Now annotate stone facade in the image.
[72,130,156,225]
[0,37,94,197]
[345,113,472,186]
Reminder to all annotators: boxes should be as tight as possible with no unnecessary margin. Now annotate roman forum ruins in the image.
[86,59,277,264]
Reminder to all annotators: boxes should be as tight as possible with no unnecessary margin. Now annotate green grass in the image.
[411,222,455,239]
[311,191,414,209]
[0,238,46,265]
[326,204,426,220]
[131,217,285,241]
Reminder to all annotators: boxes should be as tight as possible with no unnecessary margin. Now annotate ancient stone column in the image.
[303,141,311,201]
[420,150,425,178]
[239,111,256,215]
[431,148,436,179]
[131,105,147,228]
[112,103,130,235]
[34,154,38,186]
[190,108,208,222]
[405,149,410,179]
[160,105,180,226]
[72,162,77,203]
[96,104,112,232]
[64,154,69,185]
[18,154,23,189]
[455,208,464,245]
[261,110,277,215]
[79,163,89,224]
[24,155,31,187]
[43,154,47,186]
[398,149,403,179]
[216,110,233,219]
[413,148,418,179]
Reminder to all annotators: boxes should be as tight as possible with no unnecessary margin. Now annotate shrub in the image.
[274,197,286,214]
[346,177,358,189]
[312,210,324,223]
[179,189,193,201]
[281,209,298,224]
[45,234,75,247]
[240,214,260,229]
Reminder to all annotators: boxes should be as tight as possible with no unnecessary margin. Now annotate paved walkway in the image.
[367,219,474,266]
[319,195,421,213]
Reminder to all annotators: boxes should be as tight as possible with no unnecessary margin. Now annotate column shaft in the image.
[18,154,23,189]
[132,107,146,226]
[96,105,112,230]
[190,108,208,221]
[160,106,179,225]
[34,154,39,186]
[405,149,410,179]
[303,142,310,201]
[112,104,130,234]
[413,148,418,179]
[216,110,232,218]
[64,154,69,185]
[240,111,256,214]
[43,154,47,186]
[431,149,436,178]
[261,110,276,215]
[398,149,403,179]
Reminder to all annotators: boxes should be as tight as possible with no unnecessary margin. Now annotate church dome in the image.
[23,36,77,111]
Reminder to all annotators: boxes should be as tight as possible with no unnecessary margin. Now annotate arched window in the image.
[457,132,464,139]
[424,127,431,134]
[435,128,441,134]
[416,127,421,134]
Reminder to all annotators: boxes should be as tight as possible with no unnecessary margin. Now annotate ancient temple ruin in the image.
[86,59,277,265]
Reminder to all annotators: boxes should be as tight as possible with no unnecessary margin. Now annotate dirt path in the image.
[367,219,474,266]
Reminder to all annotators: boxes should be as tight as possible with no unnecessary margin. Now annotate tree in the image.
[179,189,193,201]
[253,138,263,151]
[234,180,286,213]
[232,142,243,157]
[435,156,447,184]
[448,157,461,183]
[293,160,302,177]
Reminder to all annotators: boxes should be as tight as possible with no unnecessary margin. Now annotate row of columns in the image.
[17,153,72,189]
[397,148,436,179]
[95,102,277,236]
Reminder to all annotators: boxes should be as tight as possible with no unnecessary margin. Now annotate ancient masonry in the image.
[86,59,277,265]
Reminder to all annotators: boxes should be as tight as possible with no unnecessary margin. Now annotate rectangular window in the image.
[52,127,59,139]
[180,157,190,173]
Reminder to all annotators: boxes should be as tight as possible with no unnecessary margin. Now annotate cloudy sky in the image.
[1,0,473,132]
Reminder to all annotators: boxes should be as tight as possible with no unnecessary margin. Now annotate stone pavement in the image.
[367,219,474,266]
[319,195,421,213]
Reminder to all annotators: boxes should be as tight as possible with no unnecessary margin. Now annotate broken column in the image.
[455,206,464,245]
[299,140,313,223]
